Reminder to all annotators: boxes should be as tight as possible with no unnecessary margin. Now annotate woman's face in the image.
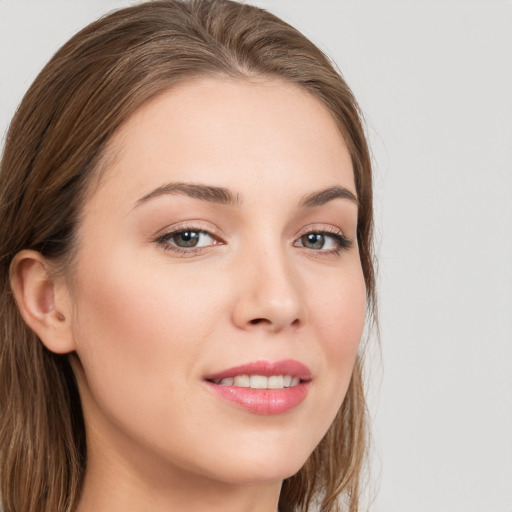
[68,78,366,487]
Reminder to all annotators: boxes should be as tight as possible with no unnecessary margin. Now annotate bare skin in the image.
[11,78,366,512]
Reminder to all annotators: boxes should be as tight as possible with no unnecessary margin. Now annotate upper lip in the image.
[204,359,312,382]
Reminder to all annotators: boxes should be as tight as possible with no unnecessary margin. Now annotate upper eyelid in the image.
[155,222,349,239]
[156,224,347,239]
[156,228,221,246]
[153,221,223,240]
[295,223,347,238]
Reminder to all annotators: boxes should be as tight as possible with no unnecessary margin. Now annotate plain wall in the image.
[1,1,511,511]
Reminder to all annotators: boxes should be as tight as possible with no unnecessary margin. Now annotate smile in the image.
[204,360,312,415]
[213,375,301,388]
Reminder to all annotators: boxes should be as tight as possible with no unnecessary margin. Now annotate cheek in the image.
[311,259,366,350]
[307,259,367,400]
[76,247,214,338]
[70,251,222,409]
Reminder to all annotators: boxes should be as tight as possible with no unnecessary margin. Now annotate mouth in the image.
[209,374,302,389]
[203,359,312,415]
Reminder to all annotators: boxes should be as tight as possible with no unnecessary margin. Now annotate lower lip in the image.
[204,381,310,415]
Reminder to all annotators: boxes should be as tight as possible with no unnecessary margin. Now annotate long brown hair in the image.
[0,1,375,511]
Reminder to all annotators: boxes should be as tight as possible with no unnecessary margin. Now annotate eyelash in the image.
[294,227,353,256]
[155,224,220,256]
[155,225,353,257]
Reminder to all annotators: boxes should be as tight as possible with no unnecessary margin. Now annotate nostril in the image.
[249,318,269,325]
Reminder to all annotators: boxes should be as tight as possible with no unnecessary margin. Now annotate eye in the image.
[300,233,329,250]
[295,230,352,254]
[156,227,219,253]
[169,230,214,248]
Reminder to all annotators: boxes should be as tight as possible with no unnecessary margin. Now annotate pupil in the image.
[174,231,199,247]
[303,233,324,249]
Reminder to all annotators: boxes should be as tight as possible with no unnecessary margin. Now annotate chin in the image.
[212,456,307,486]
[191,432,317,485]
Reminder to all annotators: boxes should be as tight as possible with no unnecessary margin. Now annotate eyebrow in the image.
[134,182,240,208]
[300,186,359,208]
[133,182,358,209]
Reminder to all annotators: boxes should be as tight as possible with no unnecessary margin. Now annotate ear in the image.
[10,250,75,354]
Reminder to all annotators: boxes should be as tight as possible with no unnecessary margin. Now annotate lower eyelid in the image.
[295,231,352,251]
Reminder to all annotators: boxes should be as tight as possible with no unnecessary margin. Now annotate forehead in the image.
[90,77,355,208]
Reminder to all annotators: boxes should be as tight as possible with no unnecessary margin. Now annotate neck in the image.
[75,428,283,512]
[76,472,282,512]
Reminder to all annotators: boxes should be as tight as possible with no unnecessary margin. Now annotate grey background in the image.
[1,1,511,511]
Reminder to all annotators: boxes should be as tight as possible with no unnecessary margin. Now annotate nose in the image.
[231,246,304,333]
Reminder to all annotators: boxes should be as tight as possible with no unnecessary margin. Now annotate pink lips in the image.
[204,359,312,415]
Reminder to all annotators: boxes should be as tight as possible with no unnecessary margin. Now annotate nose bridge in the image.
[231,236,304,332]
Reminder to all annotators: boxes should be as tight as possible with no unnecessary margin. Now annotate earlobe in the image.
[9,250,75,354]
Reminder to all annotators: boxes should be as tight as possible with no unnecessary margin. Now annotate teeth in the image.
[233,375,250,387]
[268,375,284,389]
[250,375,267,389]
[215,374,300,389]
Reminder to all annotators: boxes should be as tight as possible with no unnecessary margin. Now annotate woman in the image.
[0,1,376,511]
